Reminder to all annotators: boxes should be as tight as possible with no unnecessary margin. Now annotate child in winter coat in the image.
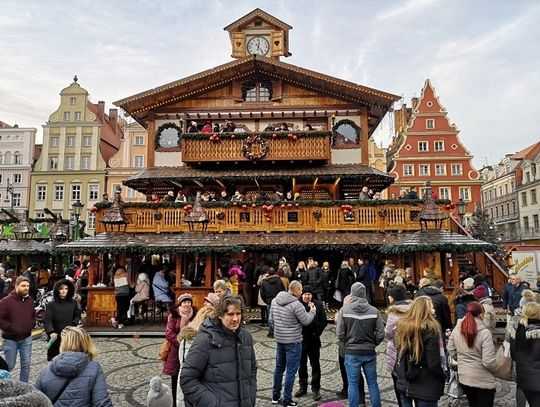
[147,376,173,407]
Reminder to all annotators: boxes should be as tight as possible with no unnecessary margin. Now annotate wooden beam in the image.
[147,112,156,167]
[360,107,369,165]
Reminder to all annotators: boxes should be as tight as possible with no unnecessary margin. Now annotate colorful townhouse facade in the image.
[387,80,482,223]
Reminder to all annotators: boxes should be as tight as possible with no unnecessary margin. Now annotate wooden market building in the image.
[56,9,508,326]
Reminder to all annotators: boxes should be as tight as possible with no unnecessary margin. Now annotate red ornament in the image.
[280,204,286,209]
[450,203,456,209]
[268,205,274,210]
[242,204,248,210]
[295,203,300,207]
[231,134,236,139]
[445,204,451,210]
[292,135,298,141]
[287,203,293,208]
[232,202,238,206]
[90,206,98,213]
[272,133,278,139]
[252,203,257,208]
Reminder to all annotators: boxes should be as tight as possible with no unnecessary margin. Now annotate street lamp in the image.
[71,200,84,240]
[456,198,468,226]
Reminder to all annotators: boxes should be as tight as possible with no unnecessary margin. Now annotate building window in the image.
[534,214,539,230]
[242,79,272,102]
[459,187,471,201]
[35,212,46,219]
[81,156,90,170]
[451,164,463,175]
[50,157,59,170]
[82,136,91,146]
[71,185,81,201]
[13,173,21,184]
[66,136,75,147]
[523,216,529,230]
[87,212,96,230]
[496,207,499,217]
[439,187,451,200]
[50,137,59,147]
[522,191,528,206]
[37,185,47,201]
[506,203,510,215]
[54,185,64,201]
[512,200,516,213]
[435,164,446,176]
[531,189,537,204]
[418,141,429,152]
[13,152,22,164]
[434,141,444,151]
[70,97,76,105]
[65,156,74,170]
[403,164,414,176]
[74,112,81,121]
[526,172,531,183]
[419,164,430,176]
[12,193,21,207]
[127,187,137,198]
[63,112,70,121]
[0,153,3,164]
[134,156,144,167]
[426,119,435,129]
[112,184,121,196]
[134,136,144,145]
[89,184,99,201]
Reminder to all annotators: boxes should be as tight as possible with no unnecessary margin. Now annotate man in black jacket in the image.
[260,267,285,338]
[355,258,373,304]
[415,278,452,335]
[294,285,327,401]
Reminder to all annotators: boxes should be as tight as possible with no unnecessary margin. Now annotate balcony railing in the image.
[95,201,446,234]
[181,131,331,163]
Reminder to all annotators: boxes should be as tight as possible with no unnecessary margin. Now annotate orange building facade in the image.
[387,80,482,223]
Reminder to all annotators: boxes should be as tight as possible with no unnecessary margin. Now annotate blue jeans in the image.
[273,342,302,404]
[345,354,381,407]
[267,304,273,335]
[400,394,438,407]
[3,336,32,382]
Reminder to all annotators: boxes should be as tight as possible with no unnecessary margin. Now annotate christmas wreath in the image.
[242,134,269,160]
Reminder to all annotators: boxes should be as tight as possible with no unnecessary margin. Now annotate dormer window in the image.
[242,79,272,102]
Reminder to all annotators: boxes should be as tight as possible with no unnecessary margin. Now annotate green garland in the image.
[155,122,182,149]
[181,130,331,141]
[332,119,360,145]
[380,242,497,255]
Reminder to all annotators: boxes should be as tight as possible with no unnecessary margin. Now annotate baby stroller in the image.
[34,288,54,330]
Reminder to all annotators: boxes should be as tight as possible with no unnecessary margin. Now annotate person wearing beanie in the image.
[336,282,385,407]
[0,379,52,406]
[385,285,411,407]
[462,277,475,292]
[163,293,195,407]
[472,285,497,334]
[294,285,327,401]
[147,376,173,407]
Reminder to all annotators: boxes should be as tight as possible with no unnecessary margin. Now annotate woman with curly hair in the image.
[394,296,445,407]
[448,301,499,407]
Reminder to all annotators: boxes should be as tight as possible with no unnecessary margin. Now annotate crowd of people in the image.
[0,255,539,407]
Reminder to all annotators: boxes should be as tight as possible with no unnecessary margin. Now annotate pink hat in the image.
[473,285,488,299]
[177,293,193,305]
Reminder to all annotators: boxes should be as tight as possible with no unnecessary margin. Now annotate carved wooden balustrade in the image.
[181,131,331,162]
[95,202,449,234]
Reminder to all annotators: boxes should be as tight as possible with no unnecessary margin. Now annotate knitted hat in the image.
[147,376,173,407]
[204,292,220,309]
[351,282,366,298]
[177,293,193,305]
[387,285,407,302]
[462,277,475,291]
[473,285,488,299]
[394,276,404,285]
[0,380,52,406]
[322,261,330,269]
[302,285,314,295]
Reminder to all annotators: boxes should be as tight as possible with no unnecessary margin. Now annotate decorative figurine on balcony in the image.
[231,191,244,203]
[187,121,199,133]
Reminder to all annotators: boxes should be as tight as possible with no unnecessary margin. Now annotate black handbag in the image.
[51,377,74,404]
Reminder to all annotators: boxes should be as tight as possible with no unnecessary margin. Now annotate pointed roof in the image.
[99,188,129,226]
[50,216,70,240]
[114,56,400,136]
[511,141,540,160]
[223,8,292,31]
[0,121,13,129]
[416,182,448,228]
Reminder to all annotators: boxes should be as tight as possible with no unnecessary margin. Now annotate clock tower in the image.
[224,8,292,59]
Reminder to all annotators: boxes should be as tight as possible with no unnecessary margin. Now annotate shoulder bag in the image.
[495,340,512,381]
[159,339,171,361]
[51,377,75,404]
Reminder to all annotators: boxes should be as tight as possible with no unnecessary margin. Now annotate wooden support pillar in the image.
[147,112,156,167]
[360,107,369,165]
[204,255,212,288]
[175,254,182,288]
[87,255,97,286]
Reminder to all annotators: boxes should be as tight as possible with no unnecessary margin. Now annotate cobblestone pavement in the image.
[12,323,517,406]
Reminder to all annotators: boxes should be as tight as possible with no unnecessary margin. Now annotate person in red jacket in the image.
[0,276,36,382]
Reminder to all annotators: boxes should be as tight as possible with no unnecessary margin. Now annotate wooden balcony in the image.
[95,202,449,234]
[181,131,331,163]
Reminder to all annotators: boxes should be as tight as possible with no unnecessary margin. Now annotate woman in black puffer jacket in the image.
[509,302,540,407]
[180,295,257,406]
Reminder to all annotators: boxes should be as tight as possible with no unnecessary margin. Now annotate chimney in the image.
[109,108,118,132]
[97,101,105,121]
[411,97,419,110]
[393,104,409,135]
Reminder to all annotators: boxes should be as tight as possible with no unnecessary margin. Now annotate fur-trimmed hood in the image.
[386,300,412,315]
[0,379,52,406]
[52,278,76,301]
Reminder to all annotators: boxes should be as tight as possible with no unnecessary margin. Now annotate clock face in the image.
[247,36,270,56]
[159,127,179,148]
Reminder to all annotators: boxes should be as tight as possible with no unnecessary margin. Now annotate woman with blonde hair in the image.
[36,326,112,406]
[394,296,445,406]
[509,301,540,407]
[448,301,498,407]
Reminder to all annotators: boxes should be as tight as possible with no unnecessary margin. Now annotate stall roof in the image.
[0,239,53,254]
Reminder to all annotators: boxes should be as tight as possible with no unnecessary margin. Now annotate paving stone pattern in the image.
[13,324,518,406]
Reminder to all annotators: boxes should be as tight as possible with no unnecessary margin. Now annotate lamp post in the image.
[6,178,14,209]
[71,200,84,240]
[456,198,468,227]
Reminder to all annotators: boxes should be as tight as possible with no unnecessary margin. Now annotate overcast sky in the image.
[1,0,538,168]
